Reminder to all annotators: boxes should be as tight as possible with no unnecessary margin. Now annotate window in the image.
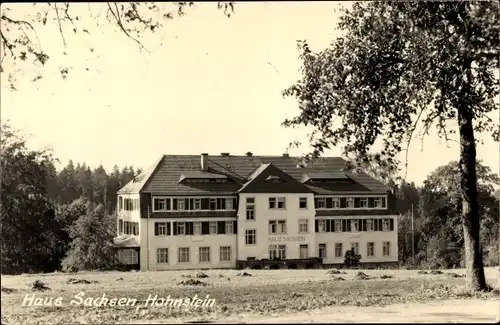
[268,197,276,209]
[220,246,231,262]
[177,222,186,236]
[119,196,123,210]
[299,197,308,209]
[178,247,190,263]
[318,244,326,258]
[246,197,255,220]
[269,245,287,260]
[374,198,382,208]
[332,198,340,208]
[381,197,387,208]
[299,220,308,233]
[335,243,343,257]
[209,198,217,210]
[360,198,368,208]
[278,220,286,234]
[156,248,168,264]
[346,198,354,208]
[269,197,286,209]
[194,198,201,210]
[225,198,233,210]
[366,219,374,231]
[299,245,309,259]
[269,220,286,234]
[318,219,326,232]
[351,219,359,232]
[225,221,234,234]
[382,219,390,231]
[193,222,202,235]
[209,222,217,235]
[156,222,167,236]
[154,198,166,211]
[277,197,286,209]
[383,242,391,256]
[351,242,359,255]
[334,220,342,232]
[367,242,375,257]
[119,249,139,265]
[317,197,326,209]
[119,219,123,234]
[177,199,185,210]
[199,247,210,263]
[245,230,256,245]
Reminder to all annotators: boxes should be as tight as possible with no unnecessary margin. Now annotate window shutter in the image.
[368,198,374,208]
[379,219,383,230]
[167,222,171,236]
[331,219,335,232]
[315,220,319,233]
[233,221,238,234]
[342,219,347,232]
[347,220,351,232]
[201,198,209,210]
[390,218,394,231]
[154,222,158,236]
[374,219,379,231]
[173,222,177,235]
[217,221,225,234]
[187,222,193,235]
[172,199,177,210]
[340,198,346,208]
[202,222,209,235]
[362,219,367,232]
[326,219,331,232]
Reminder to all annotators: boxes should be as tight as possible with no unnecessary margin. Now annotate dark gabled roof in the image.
[117,156,164,194]
[118,154,391,195]
[239,163,314,193]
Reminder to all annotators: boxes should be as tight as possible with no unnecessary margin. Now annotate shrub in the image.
[344,248,361,268]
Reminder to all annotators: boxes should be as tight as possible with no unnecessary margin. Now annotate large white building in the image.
[114,153,399,271]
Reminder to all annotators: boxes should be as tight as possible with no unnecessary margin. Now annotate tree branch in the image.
[106,2,149,53]
[53,4,67,48]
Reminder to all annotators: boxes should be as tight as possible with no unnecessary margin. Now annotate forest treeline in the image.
[1,123,499,274]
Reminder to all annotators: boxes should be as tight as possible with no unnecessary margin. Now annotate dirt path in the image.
[204,299,499,324]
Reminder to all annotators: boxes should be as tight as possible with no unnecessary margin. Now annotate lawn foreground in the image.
[1,267,498,324]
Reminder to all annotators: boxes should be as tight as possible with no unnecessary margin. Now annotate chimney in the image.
[246,151,253,157]
[201,153,208,171]
[220,152,230,156]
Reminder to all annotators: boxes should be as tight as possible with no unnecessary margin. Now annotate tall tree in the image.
[283,2,498,291]
[0,123,62,273]
[61,202,117,272]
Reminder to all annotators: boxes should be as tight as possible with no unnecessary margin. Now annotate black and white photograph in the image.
[1,1,499,323]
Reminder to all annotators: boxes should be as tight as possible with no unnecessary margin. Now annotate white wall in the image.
[315,215,399,265]
[139,217,237,271]
[116,194,141,243]
[237,193,316,260]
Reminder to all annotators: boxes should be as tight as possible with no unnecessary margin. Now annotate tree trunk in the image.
[457,107,487,291]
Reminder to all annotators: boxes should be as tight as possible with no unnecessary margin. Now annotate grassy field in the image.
[1,267,498,324]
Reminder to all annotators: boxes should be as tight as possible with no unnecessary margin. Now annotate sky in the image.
[1,2,499,186]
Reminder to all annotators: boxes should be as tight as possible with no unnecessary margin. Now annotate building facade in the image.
[114,153,399,271]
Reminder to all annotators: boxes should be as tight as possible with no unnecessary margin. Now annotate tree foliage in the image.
[61,203,118,272]
[343,248,361,268]
[283,1,499,291]
[0,123,140,274]
[0,124,62,273]
[0,2,234,88]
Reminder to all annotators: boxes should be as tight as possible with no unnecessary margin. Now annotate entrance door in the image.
[299,244,308,259]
